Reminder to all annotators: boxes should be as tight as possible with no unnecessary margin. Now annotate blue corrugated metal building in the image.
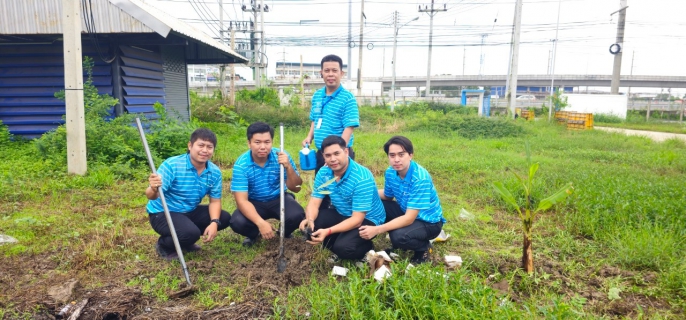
[0,0,247,138]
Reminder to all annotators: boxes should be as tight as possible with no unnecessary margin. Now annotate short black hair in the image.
[190,128,217,147]
[321,135,346,152]
[246,121,274,140]
[321,54,343,70]
[383,136,414,155]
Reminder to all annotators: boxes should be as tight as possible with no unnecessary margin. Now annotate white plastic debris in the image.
[374,265,392,282]
[430,229,450,243]
[332,266,349,277]
[444,255,462,269]
[376,250,392,262]
[405,263,415,271]
[0,234,18,244]
[458,208,475,220]
[389,252,401,260]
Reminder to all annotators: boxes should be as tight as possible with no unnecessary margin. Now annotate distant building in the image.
[275,62,348,79]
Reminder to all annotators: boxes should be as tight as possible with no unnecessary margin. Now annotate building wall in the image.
[162,46,190,121]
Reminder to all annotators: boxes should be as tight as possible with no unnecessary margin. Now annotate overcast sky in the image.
[146,0,686,94]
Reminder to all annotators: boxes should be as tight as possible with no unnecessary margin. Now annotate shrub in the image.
[236,87,279,108]
[34,58,198,174]
[0,120,11,145]
[407,112,525,139]
[237,103,310,129]
[593,114,623,123]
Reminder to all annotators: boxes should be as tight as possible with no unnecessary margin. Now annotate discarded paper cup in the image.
[374,265,392,282]
[332,266,348,277]
[444,255,462,268]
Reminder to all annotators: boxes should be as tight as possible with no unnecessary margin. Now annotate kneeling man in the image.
[300,135,386,261]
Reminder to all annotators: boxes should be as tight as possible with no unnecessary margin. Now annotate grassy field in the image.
[1,113,685,319]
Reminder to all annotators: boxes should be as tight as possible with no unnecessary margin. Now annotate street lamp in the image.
[391,15,419,112]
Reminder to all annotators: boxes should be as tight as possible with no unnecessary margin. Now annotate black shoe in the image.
[156,243,179,261]
[384,247,396,255]
[283,233,293,239]
[242,236,257,247]
[327,254,340,263]
[410,251,429,264]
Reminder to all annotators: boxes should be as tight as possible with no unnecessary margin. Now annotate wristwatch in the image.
[210,219,221,228]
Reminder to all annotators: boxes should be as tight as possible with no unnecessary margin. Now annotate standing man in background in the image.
[302,54,360,208]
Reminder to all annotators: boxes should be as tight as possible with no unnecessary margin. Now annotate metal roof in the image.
[0,0,247,63]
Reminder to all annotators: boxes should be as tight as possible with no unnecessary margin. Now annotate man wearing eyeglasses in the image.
[230,122,305,247]
[359,136,445,264]
[146,128,232,261]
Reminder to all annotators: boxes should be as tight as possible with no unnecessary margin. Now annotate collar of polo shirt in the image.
[397,160,416,182]
[325,84,344,97]
[335,157,355,183]
[185,153,207,171]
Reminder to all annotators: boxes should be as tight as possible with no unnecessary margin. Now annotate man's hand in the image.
[299,219,314,232]
[277,152,290,167]
[359,225,381,240]
[148,173,162,190]
[258,220,276,239]
[203,223,218,242]
[301,137,311,148]
[307,228,330,244]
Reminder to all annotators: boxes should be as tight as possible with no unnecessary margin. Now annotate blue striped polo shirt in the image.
[312,158,385,226]
[231,148,299,202]
[309,85,360,149]
[384,161,445,224]
[146,153,223,214]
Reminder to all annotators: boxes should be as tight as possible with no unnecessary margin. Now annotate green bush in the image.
[237,103,310,129]
[593,113,623,123]
[407,112,525,139]
[34,58,198,175]
[0,120,11,145]
[236,87,280,108]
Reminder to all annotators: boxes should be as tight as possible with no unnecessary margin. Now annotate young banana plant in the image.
[492,142,573,274]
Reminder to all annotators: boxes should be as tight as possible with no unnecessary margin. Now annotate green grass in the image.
[594,111,686,134]
[1,112,685,318]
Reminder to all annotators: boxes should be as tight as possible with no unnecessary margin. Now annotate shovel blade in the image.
[277,256,287,273]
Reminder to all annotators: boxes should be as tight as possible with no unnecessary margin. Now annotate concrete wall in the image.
[563,94,628,119]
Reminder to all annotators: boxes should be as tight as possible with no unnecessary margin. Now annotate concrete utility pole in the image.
[506,0,523,118]
[357,0,365,93]
[391,12,418,112]
[230,29,236,106]
[478,33,487,76]
[300,55,305,108]
[610,0,628,94]
[260,0,265,83]
[627,50,634,101]
[62,0,87,175]
[348,0,352,84]
[242,1,269,87]
[219,0,226,98]
[548,0,561,121]
[419,1,447,97]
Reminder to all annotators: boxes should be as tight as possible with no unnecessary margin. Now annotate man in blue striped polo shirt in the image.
[299,135,386,261]
[302,54,360,209]
[146,128,232,261]
[230,122,305,247]
[301,54,360,173]
[359,136,445,264]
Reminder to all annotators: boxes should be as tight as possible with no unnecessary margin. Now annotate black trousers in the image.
[149,205,231,251]
[314,207,375,260]
[383,200,443,252]
[230,193,305,239]
[315,147,355,209]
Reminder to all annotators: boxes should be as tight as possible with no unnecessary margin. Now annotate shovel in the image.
[277,122,287,273]
[135,118,196,297]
